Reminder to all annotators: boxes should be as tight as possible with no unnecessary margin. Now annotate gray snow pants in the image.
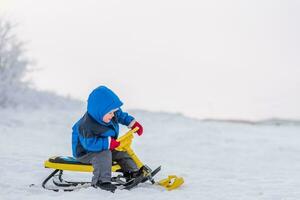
[77,150,139,185]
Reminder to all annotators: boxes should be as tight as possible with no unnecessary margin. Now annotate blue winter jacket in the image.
[72,86,134,158]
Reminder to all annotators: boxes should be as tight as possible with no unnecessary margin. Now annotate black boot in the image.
[95,182,117,193]
[123,168,144,182]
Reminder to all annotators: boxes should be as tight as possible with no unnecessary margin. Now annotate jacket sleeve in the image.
[115,108,134,126]
[79,135,109,152]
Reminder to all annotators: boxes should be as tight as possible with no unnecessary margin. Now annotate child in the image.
[71,86,143,192]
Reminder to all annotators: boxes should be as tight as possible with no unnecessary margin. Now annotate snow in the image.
[1,105,300,200]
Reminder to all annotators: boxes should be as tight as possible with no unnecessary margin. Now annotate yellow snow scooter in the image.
[43,127,184,192]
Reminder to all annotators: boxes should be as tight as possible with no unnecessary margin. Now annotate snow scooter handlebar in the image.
[115,127,144,168]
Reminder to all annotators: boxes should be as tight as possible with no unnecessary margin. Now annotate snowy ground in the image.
[1,106,300,200]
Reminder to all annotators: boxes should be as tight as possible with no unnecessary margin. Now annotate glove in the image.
[131,121,143,136]
[109,138,120,150]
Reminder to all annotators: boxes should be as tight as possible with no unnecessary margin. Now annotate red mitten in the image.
[131,121,143,136]
[109,138,120,150]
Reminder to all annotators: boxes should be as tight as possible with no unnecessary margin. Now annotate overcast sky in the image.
[1,0,300,120]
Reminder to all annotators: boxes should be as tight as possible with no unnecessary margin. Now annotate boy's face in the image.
[102,111,115,123]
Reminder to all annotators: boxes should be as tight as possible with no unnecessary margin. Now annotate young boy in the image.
[71,86,143,192]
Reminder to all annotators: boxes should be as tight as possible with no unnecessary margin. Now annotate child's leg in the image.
[77,150,112,185]
[112,150,139,173]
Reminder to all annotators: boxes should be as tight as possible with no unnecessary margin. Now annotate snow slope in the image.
[1,106,300,200]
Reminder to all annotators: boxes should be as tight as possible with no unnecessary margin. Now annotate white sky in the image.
[1,0,300,120]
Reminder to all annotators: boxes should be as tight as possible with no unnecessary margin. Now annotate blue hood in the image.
[87,86,123,124]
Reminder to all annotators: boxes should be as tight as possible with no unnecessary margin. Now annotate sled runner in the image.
[43,127,184,192]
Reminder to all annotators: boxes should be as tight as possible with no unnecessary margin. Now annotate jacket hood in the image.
[87,86,123,124]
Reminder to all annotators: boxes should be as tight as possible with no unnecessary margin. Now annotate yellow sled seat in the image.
[44,156,121,172]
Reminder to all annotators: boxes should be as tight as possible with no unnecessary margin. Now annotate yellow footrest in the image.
[158,175,184,191]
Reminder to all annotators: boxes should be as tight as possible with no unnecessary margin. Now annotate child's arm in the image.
[79,134,110,152]
[115,108,135,126]
[115,108,144,136]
